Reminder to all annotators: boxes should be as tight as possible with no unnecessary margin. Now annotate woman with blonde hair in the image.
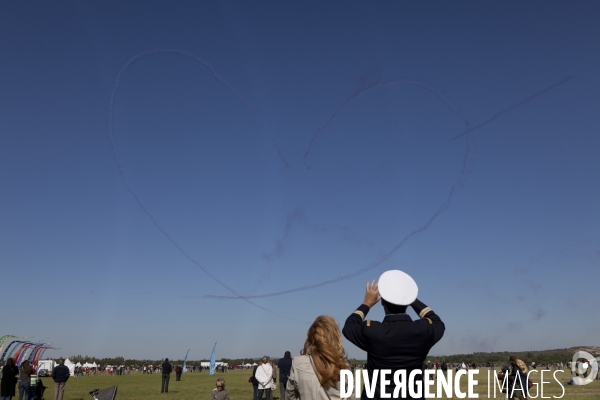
[507,356,529,400]
[286,316,355,400]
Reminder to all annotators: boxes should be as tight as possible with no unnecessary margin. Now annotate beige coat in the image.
[286,355,355,400]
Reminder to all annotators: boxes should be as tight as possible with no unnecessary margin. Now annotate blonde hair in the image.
[300,315,348,387]
[216,377,225,387]
[516,360,528,373]
[509,356,528,373]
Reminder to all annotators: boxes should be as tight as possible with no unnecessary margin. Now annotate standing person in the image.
[1,358,19,400]
[17,360,32,400]
[161,358,172,393]
[508,356,529,400]
[175,365,182,382]
[268,358,277,400]
[51,358,69,400]
[278,352,292,400]
[210,377,230,400]
[426,361,434,381]
[286,315,356,400]
[251,365,259,400]
[342,270,445,400]
[255,357,273,400]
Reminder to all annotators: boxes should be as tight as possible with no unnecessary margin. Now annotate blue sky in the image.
[1,1,599,361]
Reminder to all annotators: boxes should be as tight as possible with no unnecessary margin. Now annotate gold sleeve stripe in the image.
[353,310,365,320]
[419,307,432,318]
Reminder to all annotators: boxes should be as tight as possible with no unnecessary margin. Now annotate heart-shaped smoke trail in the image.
[108,49,572,307]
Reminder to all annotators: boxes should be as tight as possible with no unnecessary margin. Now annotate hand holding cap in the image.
[378,270,418,306]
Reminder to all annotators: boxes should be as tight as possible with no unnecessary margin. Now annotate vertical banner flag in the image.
[209,342,217,376]
[183,349,190,373]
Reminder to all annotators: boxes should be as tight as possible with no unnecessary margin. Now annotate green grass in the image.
[41,368,599,400]
[44,370,259,400]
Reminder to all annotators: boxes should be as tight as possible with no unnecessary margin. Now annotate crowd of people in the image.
[73,363,214,377]
[1,271,597,400]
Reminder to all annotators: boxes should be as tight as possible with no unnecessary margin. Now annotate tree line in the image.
[426,347,599,365]
[68,347,599,367]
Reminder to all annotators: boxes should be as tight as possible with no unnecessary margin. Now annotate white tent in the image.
[63,358,76,376]
[200,361,228,367]
[75,362,81,367]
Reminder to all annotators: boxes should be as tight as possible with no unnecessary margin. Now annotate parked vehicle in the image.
[37,360,55,376]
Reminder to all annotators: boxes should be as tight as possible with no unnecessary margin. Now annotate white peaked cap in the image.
[378,270,418,306]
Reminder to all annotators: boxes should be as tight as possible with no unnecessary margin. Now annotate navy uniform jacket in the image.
[342,299,444,400]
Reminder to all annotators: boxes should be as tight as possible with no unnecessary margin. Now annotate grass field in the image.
[41,368,599,400]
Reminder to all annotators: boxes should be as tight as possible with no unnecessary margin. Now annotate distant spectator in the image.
[508,356,528,400]
[210,377,229,400]
[256,357,273,400]
[441,362,448,377]
[18,360,33,400]
[1,358,19,400]
[278,352,292,400]
[161,358,172,393]
[51,358,69,400]
[250,365,259,400]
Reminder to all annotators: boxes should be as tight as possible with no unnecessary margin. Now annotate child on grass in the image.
[211,377,230,400]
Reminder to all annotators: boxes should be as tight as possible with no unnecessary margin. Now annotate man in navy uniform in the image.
[342,270,445,400]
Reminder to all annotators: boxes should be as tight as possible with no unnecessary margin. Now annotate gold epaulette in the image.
[366,320,371,327]
[425,318,432,325]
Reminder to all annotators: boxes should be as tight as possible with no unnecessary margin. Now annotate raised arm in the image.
[342,280,380,350]
[410,299,445,344]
